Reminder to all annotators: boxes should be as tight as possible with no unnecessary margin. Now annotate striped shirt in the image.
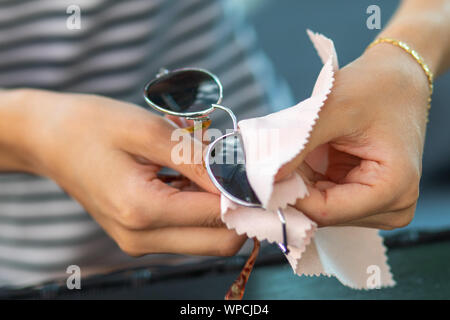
[0,0,293,287]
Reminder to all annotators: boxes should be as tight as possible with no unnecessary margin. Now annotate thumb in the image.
[159,119,219,194]
[175,142,219,195]
[274,90,356,182]
[129,112,219,194]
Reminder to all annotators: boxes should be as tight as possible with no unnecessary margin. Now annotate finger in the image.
[121,175,224,229]
[152,188,224,228]
[165,115,211,136]
[338,203,416,230]
[121,226,247,257]
[275,72,362,182]
[295,160,392,226]
[166,136,218,194]
[295,161,326,185]
[128,112,218,194]
[169,178,191,189]
[165,115,195,128]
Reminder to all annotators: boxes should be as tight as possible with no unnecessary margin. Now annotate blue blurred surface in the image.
[38,240,449,300]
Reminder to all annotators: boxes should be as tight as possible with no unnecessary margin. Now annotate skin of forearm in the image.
[377,0,450,77]
[0,89,39,173]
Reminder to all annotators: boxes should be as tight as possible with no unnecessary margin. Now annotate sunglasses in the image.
[144,67,289,299]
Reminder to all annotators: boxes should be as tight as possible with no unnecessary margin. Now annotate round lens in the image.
[145,69,221,114]
[208,134,261,206]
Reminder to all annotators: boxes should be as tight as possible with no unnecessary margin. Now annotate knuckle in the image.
[392,170,420,211]
[403,183,420,208]
[217,244,240,257]
[120,246,143,258]
[310,205,335,227]
[379,225,396,231]
[313,211,333,227]
[405,172,420,200]
[387,207,416,230]
[190,161,208,179]
[216,237,245,257]
[117,202,153,230]
[295,198,334,227]
[115,231,145,257]
[114,176,165,231]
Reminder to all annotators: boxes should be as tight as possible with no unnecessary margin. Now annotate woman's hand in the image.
[277,43,430,230]
[276,0,450,230]
[0,89,245,256]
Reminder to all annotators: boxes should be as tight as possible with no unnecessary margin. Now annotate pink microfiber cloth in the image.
[221,30,395,289]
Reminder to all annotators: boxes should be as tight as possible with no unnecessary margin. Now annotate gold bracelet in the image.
[366,37,434,122]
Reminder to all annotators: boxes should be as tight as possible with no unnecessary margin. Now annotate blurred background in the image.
[1,0,449,299]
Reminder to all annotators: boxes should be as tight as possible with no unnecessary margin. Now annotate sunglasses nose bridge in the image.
[211,104,238,131]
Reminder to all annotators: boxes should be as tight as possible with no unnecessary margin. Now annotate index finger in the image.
[127,112,219,194]
[295,160,393,226]
[127,178,224,229]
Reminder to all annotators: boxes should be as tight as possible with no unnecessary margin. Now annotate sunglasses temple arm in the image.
[212,104,238,131]
[277,208,290,255]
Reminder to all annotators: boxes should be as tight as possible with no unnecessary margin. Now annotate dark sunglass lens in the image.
[146,70,220,113]
[209,135,261,205]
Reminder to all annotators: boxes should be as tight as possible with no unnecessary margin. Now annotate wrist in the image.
[377,1,450,76]
[0,88,48,174]
[362,42,430,96]
[359,43,430,124]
